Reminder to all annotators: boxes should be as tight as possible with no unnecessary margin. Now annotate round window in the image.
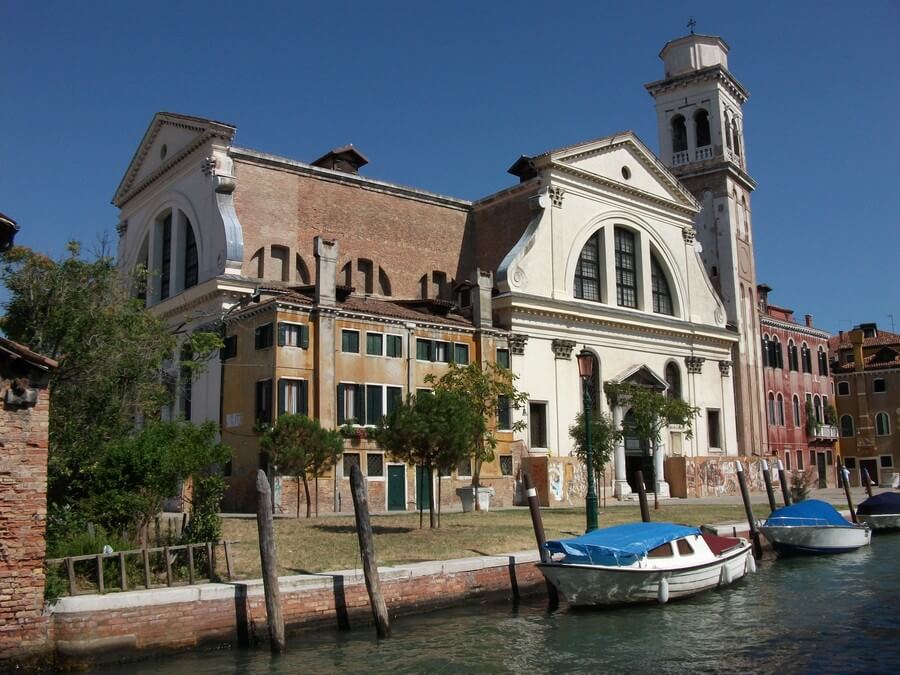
[160,144,168,160]
[621,166,631,180]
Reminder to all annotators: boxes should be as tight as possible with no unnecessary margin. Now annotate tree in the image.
[568,410,621,491]
[375,390,484,528]
[605,381,698,450]
[425,362,528,498]
[260,414,343,518]
[0,242,221,507]
[86,421,229,539]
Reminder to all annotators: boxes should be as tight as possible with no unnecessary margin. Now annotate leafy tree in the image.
[568,410,621,490]
[425,362,528,498]
[260,414,343,518]
[182,472,228,545]
[85,421,229,540]
[0,242,221,507]
[605,381,698,450]
[375,390,484,528]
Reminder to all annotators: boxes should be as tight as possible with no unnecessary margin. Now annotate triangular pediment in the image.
[541,132,699,212]
[608,363,669,391]
[112,112,235,207]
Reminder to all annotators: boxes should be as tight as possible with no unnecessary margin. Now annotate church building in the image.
[113,32,760,510]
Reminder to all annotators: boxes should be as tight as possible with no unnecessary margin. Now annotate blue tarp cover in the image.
[545,522,700,566]
[858,492,900,516]
[764,499,851,527]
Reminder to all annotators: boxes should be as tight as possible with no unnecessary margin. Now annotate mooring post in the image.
[840,465,858,524]
[777,459,792,506]
[862,469,874,498]
[635,470,650,522]
[761,459,778,513]
[256,469,285,653]
[348,463,391,638]
[735,462,762,559]
[523,472,559,608]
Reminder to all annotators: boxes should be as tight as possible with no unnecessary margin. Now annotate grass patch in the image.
[222,502,775,579]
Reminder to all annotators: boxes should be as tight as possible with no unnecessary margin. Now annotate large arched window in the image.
[776,393,785,426]
[801,342,812,373]
[671,115,687,153]
[788,340,798,371]
[650,255,673,315]
[792,395,801,427]
[574,231,602,302]
[614,228,637,308]
[694,109,711,148]
[767,392,776,424]
[876,412,891,436]
[665,362,681,400]
[817,347,828,376]
[183,219,198,289]
[840,415,854,437]
[160,212,173,300]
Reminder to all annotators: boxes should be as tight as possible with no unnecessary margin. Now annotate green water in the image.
[95,536,900,674]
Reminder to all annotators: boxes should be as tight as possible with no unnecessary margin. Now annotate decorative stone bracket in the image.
[548,185,565,208]
[682,228,696,244]
[4,378,38,407]
[551,339,576,360]
[116,219,128,237]
[685,355,705,374]
[509,334,528,356]
[718,360,732,376]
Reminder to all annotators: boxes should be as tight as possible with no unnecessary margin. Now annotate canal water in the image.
[97,535,900,674]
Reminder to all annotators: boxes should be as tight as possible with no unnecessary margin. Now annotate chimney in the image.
[804,314,813,328]
[849,328,865,373]
[314,237,339,307]
[472,268,494,329]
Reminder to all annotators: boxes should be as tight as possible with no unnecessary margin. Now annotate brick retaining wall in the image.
[48,550,543,668]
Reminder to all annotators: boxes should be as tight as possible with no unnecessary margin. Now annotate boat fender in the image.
[657,577,669,604]
[720,564,732,586]
[746,554,756,575]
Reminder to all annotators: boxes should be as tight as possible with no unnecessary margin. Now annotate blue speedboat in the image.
[759,500,871,555]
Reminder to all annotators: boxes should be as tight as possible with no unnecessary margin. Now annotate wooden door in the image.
[387,466,406,511]
[816,453,827,489]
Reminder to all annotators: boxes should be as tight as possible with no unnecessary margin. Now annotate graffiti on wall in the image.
[685,458,769,498]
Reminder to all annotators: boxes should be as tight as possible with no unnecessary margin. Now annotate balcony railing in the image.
[695,146,713,161]
[672,150,689,166]
[810,424,838,440]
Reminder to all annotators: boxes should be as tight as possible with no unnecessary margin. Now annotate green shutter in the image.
[300,325,309,349]
[277,323,286,347]
[278,379,286,416]
[337,384,345,425]
[354,384,365,423]
[300,380,308,416]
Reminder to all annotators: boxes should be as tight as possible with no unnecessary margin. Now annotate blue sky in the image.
[2,1,898,334]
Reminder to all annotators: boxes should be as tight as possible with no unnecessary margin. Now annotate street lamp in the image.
[576,348,599,532]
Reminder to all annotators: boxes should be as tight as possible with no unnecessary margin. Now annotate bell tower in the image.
[646,33,766,456]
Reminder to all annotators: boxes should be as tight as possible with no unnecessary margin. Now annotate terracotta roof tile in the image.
[0,337,58,370]
[828,329,900,351]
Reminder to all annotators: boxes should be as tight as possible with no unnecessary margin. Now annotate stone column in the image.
[638,232,652,312]
[612,405,630,499]
[654,437,670,498]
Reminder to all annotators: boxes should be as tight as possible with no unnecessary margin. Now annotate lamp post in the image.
[577,348,599,532]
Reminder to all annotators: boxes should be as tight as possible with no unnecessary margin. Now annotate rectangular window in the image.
[456,458,472,477]
[529,402,548,448]
[366,453,384,477]
[496,348,510,370]
[497,395,512,430]
[366,332,384,356]
[337,383,365,425]
[343,452,360,477]
[881,455,894,468]
[386,334,403,358]
[366,384,384,425]
[797,451,804,470]
[255,322,274,350]
[416,387,432,397]
[707,409,721,449]
[341,330,359,353]
[416,339,432,361]
[874,378,887,393]
[615,228,637,308]
[843,456,856,469]
[785,451,792,471]
[255,379,273,425]
[433,340,450,363]
[810,450,816,468]
[278,379,308,416]
[386,386,403,415]
[220,335,237,360]
[454,343,469,365]
[278,322,309,349]
[499,455,513,476]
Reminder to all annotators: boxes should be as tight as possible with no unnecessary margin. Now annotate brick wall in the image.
[49,551,544,667]
[0,359,52,662]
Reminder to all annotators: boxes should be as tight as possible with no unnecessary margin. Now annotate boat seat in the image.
[701,532,743,556]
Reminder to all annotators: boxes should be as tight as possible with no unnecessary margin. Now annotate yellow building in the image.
[220,237,519,513]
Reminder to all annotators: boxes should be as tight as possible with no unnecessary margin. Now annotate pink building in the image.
[758,285,838,487]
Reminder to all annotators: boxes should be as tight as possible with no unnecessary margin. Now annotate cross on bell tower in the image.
[644,34,766,457]
[687,17,696,34]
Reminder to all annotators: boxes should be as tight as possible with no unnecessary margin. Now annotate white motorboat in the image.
[538,522,754,607]
[856,492,900,531]
[759,499,872,554]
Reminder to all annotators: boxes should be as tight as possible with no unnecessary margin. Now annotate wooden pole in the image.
[863,469,874,498]
[735,462,763,559]
[256,469,286,653]
[840,465,858,524]
[761,460,778,512]
[777,459,792,506]
[635,470,651,522]
[119,551,127,591]
[348,464,391,638]
[523,471,559,607]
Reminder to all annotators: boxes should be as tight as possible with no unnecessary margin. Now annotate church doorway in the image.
[623,411,653,492]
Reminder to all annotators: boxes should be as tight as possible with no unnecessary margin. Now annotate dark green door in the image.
[415,466,431,508]
[816,453,827,489]
[387,466,406,511]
